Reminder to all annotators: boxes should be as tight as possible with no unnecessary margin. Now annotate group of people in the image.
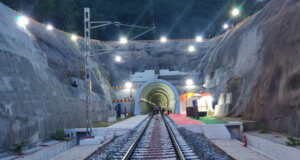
[152,105,170,115]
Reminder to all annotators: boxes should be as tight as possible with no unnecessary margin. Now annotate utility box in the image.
[186,106,198,118]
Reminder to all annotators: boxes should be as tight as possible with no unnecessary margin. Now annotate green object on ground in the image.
[258,123,269,133]
[13,141,25,154]
[189,116,226,124]
[286,135,300,146]
[52,129,69,141]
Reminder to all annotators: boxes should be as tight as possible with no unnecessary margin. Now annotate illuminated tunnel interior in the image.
[135,80,179,115]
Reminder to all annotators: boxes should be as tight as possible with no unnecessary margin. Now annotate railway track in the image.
[122,114,198,160]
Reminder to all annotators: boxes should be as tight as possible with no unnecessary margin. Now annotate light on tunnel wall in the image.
[46,24,53,31]
[160,36,167,43]
[71,34,77,41]
[223,23,229,30]
[186,79,194,86]
[125,82,132,89]
[115,56,122,62]
[195,36,203,42]
[188,45,196,52]
[231,8,240,17]
[119,37,128,44]
[16,15,29,28]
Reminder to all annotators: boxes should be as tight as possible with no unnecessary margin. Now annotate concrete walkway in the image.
[203,124,231,139]
[51,137,112,160]
[212,139,272,160]
[51,115,148,160]
[108,115,148,129]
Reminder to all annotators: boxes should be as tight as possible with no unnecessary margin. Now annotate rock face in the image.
[202,0,300,136]
[96,0,300,136]
[0,0,299,152]
[0,3,116,152]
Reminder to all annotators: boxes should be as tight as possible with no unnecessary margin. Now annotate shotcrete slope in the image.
[97,0,300,136]
[202,0,300,136]
[0,0,299,153]
[0,2,115,152]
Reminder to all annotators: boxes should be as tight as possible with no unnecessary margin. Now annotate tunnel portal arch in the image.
[134,79,180,115]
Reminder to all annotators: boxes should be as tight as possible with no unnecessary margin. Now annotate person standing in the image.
[162,108,165,114]
[167,105,170,115]
[151,105,155,115]
[158,105,161,114]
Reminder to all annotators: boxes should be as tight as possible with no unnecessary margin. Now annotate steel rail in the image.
[122,114,185,160]
[122,115,153,160]
[162,114,186,160]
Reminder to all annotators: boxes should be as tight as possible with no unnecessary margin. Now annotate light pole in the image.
[83,8,155,135]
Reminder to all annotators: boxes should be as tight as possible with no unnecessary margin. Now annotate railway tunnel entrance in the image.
[134,79,180,115]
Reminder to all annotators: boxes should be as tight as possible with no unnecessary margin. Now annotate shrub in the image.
[13,141,25,154]
[52,129,68,141]
[286,135,300,146]
[258,123,269,133]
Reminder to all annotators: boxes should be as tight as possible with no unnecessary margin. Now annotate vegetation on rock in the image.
[13,141,25,154]
[285,135,300,146]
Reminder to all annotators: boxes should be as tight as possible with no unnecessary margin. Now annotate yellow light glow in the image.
[17,16,29,28]
[71,34,77,41]
[188,45,195,52]
[223,23,229,29]
[196,36,203,42]
[125,82,132,89]
[232,8,240,17]
[119,37,128,44]
[186,79,193,86]
[115,56,122,62]
[46,24,53,30]
[160,37,167,43]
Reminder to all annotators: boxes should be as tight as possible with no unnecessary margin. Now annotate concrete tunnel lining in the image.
[134,79,180,115]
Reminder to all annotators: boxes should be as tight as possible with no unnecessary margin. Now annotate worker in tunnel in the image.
[162,107,165,115]
[135,80,179,115]
[158,105,161,114]
[72,80,78,88]
[154,105,158,115]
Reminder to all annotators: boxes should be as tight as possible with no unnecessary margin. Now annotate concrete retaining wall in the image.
[245,133,300,160]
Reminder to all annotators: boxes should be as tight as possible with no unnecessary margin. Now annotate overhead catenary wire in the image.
[118,23,152,29]
[151,0,158,71]
[89,21,156,56]
[130,26,156,40]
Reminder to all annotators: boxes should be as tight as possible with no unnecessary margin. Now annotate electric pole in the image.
[84,8,92,136]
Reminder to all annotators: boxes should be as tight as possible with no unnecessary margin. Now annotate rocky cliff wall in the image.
[0,3,116,152]
[96,0,299,136]
[201,0,300,136]
[0,0,299,153]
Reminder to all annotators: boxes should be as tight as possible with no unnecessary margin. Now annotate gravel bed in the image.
[88,116,150,160]
[178,128,233,160]
[166,116,232,160]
